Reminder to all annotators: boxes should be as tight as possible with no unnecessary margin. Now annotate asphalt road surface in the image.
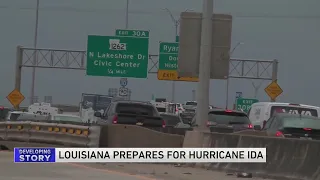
[0,152,272,180]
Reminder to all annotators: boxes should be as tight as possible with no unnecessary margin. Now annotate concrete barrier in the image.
[183,131,320,180]
[233,129,268,136]
[0,121,184,149]
[101,125,184,147]
[148,127,193,136]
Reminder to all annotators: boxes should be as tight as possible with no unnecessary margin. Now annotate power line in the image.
[1,6,320,19]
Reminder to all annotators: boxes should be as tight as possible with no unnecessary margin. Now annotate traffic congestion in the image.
[2,95,320,140]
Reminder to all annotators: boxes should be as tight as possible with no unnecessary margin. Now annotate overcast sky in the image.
[0,0,319,107]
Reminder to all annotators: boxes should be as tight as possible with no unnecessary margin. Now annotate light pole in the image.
[120,0,129,93]
[225,42,244,109]
[30,0,40,105]
[125,0,129,29]
[162,8,192,103]
[196,0,213,129]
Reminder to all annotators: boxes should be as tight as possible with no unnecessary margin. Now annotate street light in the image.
[125,0,129,28]
[162,8,193,102]
[225,42,244,109]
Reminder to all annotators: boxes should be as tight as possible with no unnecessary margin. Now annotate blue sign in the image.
[236,92,243,99]
[14,148,56,163]
[120,78,128,87]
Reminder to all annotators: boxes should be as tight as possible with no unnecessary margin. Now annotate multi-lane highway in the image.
[0,151,272,180]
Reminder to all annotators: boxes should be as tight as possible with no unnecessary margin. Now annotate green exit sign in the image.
[115,29,149,38]
[236,98,259,113]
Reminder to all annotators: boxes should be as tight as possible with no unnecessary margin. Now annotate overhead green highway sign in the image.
[86,35,149,78]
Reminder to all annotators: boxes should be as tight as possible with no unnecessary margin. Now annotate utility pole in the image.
[225,42,244,109]
[30,0,40,105]
[162,8,192,103]
[196,0,213,130]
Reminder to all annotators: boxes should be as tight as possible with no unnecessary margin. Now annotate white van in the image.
[248,102,320,128]
[28,102,62,115]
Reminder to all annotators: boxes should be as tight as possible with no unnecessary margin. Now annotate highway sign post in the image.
[236,98,258,113]
[6,89,25,108]
[86,35,149,78]
[265,80,283,101]
[157,42,198,82]
[178,12,232,79]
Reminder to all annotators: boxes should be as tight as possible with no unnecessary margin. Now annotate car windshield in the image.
[157,107,166,113]
[208,111,251,125]
[271,106,318,117]
[186,102,197,106]
[116,103,158,116]
[282,117,320,129]
[9,113,21,121]
[53,116,83,122]
[183,105,196,109]
[95,96,112,111]
[160,114,181,126]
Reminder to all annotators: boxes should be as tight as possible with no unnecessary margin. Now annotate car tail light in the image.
[303,128,312,131]
[225,110,233,113]
[176,107,178,112]
[162,120,166,128]
[0,106,3,110]
[275,131,284,137]
[112,115,118,124]
[248,124,253,129]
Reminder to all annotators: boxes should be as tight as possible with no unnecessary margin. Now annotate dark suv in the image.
[191,109,253,133]
[94,100,165,127]
[260,113,320,140]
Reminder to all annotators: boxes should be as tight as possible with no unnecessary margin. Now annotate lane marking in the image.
[68,163,157,180]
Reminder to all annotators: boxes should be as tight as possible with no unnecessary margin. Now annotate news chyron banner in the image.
[14,148,266,163]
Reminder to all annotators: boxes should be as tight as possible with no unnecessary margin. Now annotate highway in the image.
[0,151,271,180]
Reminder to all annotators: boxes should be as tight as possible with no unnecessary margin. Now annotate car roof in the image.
[209,109,246,114]
[252,102,320,109]
[274,113,319,119]
[114,100,152,105]
[10,111,24,114]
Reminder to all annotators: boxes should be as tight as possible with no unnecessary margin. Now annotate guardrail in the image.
[0,121,101,147]
[0,120,187,148]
